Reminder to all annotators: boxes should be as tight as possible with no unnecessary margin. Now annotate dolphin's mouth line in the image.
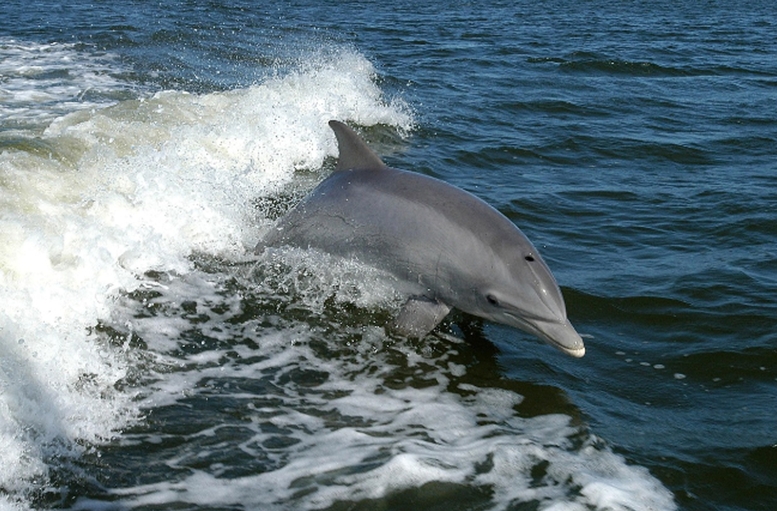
[502,312,585,358]
[547,338,586,358]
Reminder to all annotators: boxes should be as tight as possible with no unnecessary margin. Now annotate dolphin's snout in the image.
[534,319,586,358]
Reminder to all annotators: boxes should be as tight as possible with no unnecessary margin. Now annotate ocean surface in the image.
[1,1,775,510]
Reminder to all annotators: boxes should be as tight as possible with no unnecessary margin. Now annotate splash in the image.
[0,40,411,508]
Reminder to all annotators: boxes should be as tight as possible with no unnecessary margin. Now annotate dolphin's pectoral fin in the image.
[390,297,451,338]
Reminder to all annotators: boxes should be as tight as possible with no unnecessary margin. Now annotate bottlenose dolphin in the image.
[257,120,585,357]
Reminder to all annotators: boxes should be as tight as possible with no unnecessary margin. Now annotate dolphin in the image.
[257,120,585,357]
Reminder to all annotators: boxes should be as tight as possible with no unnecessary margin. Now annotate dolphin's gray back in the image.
[262,165,531,302]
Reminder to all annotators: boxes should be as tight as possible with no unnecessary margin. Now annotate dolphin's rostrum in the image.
[257,120,585,358]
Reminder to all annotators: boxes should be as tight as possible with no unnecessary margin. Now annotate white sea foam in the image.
[0,38,134,129]
[0,40,411,509]
[66,266,676,511]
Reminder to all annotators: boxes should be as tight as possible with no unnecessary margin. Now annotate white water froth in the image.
[0,38,134,130]
[0,41,411,509]
[71,267,676,511]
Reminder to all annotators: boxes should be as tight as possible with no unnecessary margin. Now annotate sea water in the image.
[1,1,775,510]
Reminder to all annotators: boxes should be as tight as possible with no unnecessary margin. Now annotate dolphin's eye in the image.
[486,294,500,307]
[524,254,535,262]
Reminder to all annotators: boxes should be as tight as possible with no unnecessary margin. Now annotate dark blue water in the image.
[1,1,775,510]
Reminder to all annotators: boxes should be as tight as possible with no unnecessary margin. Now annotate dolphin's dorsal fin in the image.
[329,120,387,172]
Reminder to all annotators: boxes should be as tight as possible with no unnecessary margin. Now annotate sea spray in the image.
[0,41,411,507]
